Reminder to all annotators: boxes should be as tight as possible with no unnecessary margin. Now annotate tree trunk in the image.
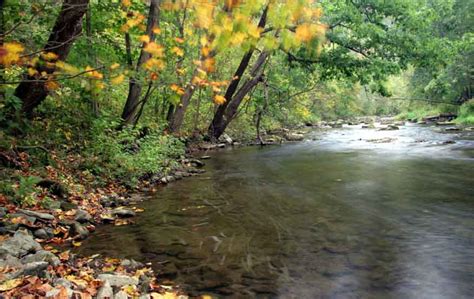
[121,0,160,126]
[14,0,89,116]
[210,51,269,141]
[208,6,268,140]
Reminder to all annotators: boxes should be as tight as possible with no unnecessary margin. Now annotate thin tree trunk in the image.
[14,0,89,116]
[86,5,99,116]
[121,0,160,126]
[256,80,269,145]
[0,0,5,102]
[207,5,268,140]
[210,51,269,140]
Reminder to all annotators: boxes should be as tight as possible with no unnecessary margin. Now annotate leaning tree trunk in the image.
[209,51,269,141]
[14,0,89,116]
[208,5,269,140]
[121,0,160,126]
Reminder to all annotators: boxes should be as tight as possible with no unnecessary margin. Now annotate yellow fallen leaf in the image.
[0,278,23,291]
[72,241,82,247]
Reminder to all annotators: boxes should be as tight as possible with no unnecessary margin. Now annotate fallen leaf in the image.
[0,278,23,291]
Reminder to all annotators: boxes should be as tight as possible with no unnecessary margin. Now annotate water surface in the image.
[79,125,474,298]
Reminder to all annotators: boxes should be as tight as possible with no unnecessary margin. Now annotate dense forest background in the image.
[0,0,472,190]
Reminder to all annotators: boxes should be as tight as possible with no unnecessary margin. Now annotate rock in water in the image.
[75,209,92,223]
[70,221,89,239]
[111,208,136,218]
[220,134,233,145]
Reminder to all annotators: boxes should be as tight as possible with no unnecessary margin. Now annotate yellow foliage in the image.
[171,46,184,57]
[56,61,79,74]
[214,95,226,105]
[85,66,103,79]
[45,80,60,91]
[153,27,161,34]
[42,52,59,61]
[201,46,211,57]
[110,63,120,70]
[28,67,38,77]
[144,42,164,57]
[0,42,24,66]
[295,23,313,42]
[139,35,150,43]
[175,37,185,44]
[121,0,131,7]
[143,58,165,70]
[111,74,126,85]
[202,58,216,73]
[0,278,23,291]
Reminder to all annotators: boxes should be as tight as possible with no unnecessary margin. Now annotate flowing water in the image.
[78,124,474,298]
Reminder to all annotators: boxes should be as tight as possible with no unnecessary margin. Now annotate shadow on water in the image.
[77,125,474,298]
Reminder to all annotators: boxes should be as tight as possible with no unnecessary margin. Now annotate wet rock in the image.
[361,124,375,129]
[379,125,399,131]
[120,259,143,269]
[217,143,227,148]
[441,140,456,144]
[444,127,460,131]
[18,209,54,221]
[21,250,60,266]
[96,281,114,299]
[75,209,92,223]
[189,159,205,167]
[34,228,49,240]
[200,155,211,160]
[70,221,89,239]
[111,207,136,218]
[97,274,139,287]
[0,230,41,258]
[161,176,175,184]
[220,134,233,145]
[284,133,304,141]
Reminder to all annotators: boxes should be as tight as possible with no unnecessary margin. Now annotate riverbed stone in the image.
[97,274,139,287]
[96,281,114,299]
[284,133,305,141]
[75,209,92,223]
[111,207,136,218]
[34,228,49,239]
[21,250,60,266]
[18,209,54,221]
[220,134,233,145]
[0,254,22,268]
[70,221,89,239]
[114,291,129,299]
[0,230,41,258]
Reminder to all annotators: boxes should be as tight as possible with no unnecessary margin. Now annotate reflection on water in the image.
[78,125,474,298]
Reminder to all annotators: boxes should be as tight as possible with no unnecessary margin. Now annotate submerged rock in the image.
[111,207,136,218]
[70,221,89,239]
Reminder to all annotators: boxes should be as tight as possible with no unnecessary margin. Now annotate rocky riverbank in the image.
[0,156,210,298]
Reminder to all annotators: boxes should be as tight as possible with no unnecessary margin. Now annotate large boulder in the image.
[0,230,42,258]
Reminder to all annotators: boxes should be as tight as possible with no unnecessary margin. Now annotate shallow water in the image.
[78,125,474,298]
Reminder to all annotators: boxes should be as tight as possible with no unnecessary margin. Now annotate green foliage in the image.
[14,176,42,206]
[455,100,474,125]
[85,119,185,185]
